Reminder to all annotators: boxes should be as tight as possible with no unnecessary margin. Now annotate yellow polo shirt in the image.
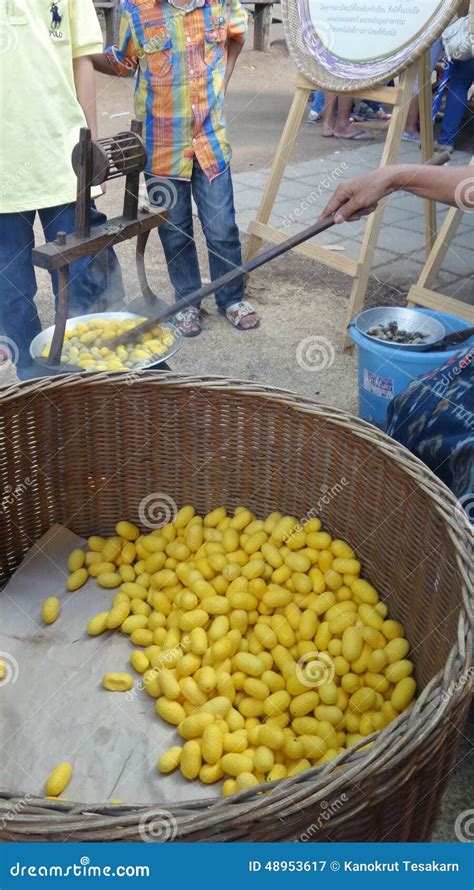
[0,0,103,213]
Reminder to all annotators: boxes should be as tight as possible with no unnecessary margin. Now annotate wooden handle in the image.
[109,150,452,350]
[110,214,337,347]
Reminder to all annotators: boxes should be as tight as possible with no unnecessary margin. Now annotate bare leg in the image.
[404,95,420,136]
[322,91,338,136]
[333,94,375,139]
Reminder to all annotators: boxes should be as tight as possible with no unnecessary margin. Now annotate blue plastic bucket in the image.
[348,308,474,425]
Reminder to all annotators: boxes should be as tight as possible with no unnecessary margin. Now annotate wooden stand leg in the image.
[340,65,417,347]
[75,129,92,239]
[418,49,437,254]
[254,3,272,52]
[48,251,70,366]
[245,85,309,261]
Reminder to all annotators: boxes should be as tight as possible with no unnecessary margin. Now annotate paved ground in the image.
[233,142,474,307]
[3,24,473,840]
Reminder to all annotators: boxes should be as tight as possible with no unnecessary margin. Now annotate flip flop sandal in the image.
[339,129,375,141]
[174,307,202,337]
[225,301,260,331]
[402,131,421,143]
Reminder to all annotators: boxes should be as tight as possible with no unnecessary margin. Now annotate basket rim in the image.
[0,371,472,840]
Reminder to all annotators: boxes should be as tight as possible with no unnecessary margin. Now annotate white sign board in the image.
[283,0,462,90]
[308,1,444,62]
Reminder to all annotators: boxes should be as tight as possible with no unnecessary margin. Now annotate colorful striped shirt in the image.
[105,0,248,180]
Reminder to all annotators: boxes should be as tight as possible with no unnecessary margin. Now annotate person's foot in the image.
[225,301,260,330]
[434,140,454,154]
[402,130,421,143]
[307,109,322,123]
[332,123,375,140]
[174,307,202,337]
[353,107,391,122]
[375,108,392,121]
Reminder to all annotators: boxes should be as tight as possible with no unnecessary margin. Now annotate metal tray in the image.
[354,307,446,351]
[30,311,182,372]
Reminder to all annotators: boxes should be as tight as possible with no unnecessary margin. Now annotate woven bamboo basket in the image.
[0,372,472,843]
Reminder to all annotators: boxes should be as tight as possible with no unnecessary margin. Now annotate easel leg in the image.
[340,65,417,348]
[245,85,309,262]
[418,49,437,254]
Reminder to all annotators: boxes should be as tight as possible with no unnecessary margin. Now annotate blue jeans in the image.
[438,58,474,147]
[146,161,243,311]
[310,91,325,114]
[0,204,123,379]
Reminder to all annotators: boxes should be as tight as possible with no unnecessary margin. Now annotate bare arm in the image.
[73,56,98,139]
[224,38,243,91]
[320,164,474,223]
[91,51,123,76]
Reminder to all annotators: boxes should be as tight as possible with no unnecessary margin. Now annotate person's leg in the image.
[0,211,41,379]
[438,59,474,148]
[40,203,124,316]
[146,175,203,335]
[191,162,259,328]
[329,94,374,140]
[402,95,421,140]
[322,92,338,135]
[308,90,325,121]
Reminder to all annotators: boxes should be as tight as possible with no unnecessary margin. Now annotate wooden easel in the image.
[245,53,437,348]
[407,156,474,323]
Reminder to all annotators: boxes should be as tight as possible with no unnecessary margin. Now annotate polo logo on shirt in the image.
[49,2,63,37]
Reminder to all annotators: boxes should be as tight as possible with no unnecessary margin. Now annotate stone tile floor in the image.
[232,141,474,308]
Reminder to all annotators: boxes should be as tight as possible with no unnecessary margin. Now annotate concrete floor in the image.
[1,24,473,840]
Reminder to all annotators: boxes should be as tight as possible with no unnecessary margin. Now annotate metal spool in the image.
[72,130,147,185]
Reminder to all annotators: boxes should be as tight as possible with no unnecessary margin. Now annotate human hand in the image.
[320,168,397,223]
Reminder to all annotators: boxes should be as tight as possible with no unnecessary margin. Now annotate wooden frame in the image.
[245,55,438,348]
[407,156,474,323]
[93,0,120,46]
[31,121,166,366]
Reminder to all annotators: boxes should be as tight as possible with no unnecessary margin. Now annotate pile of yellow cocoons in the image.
[41,316,174,371]
[67,505,416,798]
